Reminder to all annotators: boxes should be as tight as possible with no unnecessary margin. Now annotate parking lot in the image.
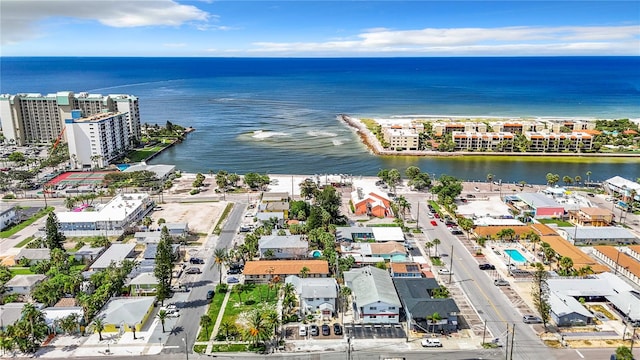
[345,324,406,339]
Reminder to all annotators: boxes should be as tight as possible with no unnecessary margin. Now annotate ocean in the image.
[1,57,639,183]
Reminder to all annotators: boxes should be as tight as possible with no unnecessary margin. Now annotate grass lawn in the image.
[538,218,573,227]
[14,235,35,248]
[197,291,227,342]
[211,344,249,352]
[218,284,277,333]
[126,144,170,162]
[10,267,34,276]
[0,207,54,239]
[213,203,234,235]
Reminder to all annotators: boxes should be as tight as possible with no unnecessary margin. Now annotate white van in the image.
[421,338,443,347]
[298,325,307,336]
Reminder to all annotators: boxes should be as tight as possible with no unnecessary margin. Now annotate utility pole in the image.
[509,324,516,360]
[347,336,351,360]
[482,319,487,345]
[631,327,637,351]
[504,324,510,360]
[416,201,420,229]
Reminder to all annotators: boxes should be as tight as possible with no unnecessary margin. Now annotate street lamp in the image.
[182,332,189,360]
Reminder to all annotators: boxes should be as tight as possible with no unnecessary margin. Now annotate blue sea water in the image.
[1,57,639,182]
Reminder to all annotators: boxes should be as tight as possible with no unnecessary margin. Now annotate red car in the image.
[430,220,438,226]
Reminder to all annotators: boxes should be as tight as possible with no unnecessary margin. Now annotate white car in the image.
[421,338,443,347]
[438,268,452,275]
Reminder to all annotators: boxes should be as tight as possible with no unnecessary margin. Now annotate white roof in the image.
[123,163,175,179]
[90,243,135,269]
[605,176,640,192]
[96,297,155,326]
[371,227,405,242]
[549,291,593,319]
[128,272,158,286]
[42,307,84,325]
[474,217,524,226]
[517,193,563,208]
[5,274,46,287]
[57,193,150,223]
[557,226,637,240]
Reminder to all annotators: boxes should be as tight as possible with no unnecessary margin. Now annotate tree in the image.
[200,315,212,337]
[45,212,65,250]
[487,174,494,191]
[426,312,442,333]
[432,238,441,257]
[531,263,551,329]
[405,166,421,180]
[213,248,228,281]
[615,346,634,360]
[299,179,319,200]
[425,241,434,258]
[562,175,573,186]
[142,216,153,229]
[90,317,105,341]
[64,197,76,210]
[154,226,173,306]
[558,256,574,276]
[546,173,560,186]
[157,310,168,333]
[457,218,474,240]
[574,175,582,185]
[246,310,269,346]
[8,151,25,163]
[299,266,310,278]
[529,232,541,254]
[586,170,592,184]
[12,303,48,354]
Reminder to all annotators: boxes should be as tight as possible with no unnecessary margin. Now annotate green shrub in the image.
[3,193,16,199]
[189,189,200,195]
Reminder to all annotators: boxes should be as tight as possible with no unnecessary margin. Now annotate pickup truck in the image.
[421,338,443,347]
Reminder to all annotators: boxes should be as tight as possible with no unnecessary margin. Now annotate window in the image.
[370,307,377,310]
[369,315,377,319]
[389,307,395,310]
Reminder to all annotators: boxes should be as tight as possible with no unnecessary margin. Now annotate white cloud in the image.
[1,0,210,45]
[251,25,640,56]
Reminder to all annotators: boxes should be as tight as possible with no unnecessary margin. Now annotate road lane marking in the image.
[575,350,584,358]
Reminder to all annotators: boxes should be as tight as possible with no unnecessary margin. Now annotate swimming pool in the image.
[504,249,527,263]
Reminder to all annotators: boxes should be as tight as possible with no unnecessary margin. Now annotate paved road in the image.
[406,194,554,360]
[162,201,247,354]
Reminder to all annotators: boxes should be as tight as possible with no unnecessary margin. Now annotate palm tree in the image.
[432,238,441,257]
[487,174,494,191]
[299,266,310,278]
[246,310,269,346]
[64,197,76,210]
[200,315,212,338]
[339,286,352,323]
[90,317,105,341]
[142,216,153,229]
[425,241,434,258]
[157,310,168,333]
[427,312,442,333]
[529,232,541,255]
[213,248,228,281]
[558,256,574,276]
[586,171,592,185]
[220,321,235,341]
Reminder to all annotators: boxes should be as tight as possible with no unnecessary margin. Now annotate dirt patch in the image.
[152,201,227,234]
[568,339,631,348]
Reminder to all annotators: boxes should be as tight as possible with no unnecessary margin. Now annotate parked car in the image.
[206,290,215,299]
[227,276,240,284]
[189,257,204,264]
[310,324,319,336]
[421,338,443,347]
[438,268,452,275]
[494,279,510,286]
[298,325,307,336]
[227,268,242,275]
[587,193,595,197]
[321,324,330,336]
[479,264,496,270]
[333,323,343,335]
[430,220,438,226]
[171,285,188,293]
[466,194,476,198]
[523,315,543,324]
[185,267,201,274]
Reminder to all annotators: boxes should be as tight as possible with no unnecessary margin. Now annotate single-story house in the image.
[162,223,189,237]
[0,204,17,231]
[73,245,105,263]
[557,226,638,245]
[0,303,26,331]
[389,262,422,278]
[123,162,176,181]
[128,272,159,296]
[143,243,180,260]
[336,226,404,242]
[93,297,155,333]
[259,202,289,219]
[344,266,401,324]
[89,243,136,271]
[393,278,460,333]
[15,248,51,265]
[43,306,84,333]
[262,192,289,202]
[341,242,408,262]
[507,193,565,218]
[5,274,47,297]
[258,235,308,260]
[549,291,594,327]
[135,231,162,243]
[285,275,339,319]
[567,208,614,227]
[243,260,329,284]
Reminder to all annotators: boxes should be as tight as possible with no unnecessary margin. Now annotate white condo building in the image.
[57,193,153,232]
[65,111,130,169]
[0,91,140,145]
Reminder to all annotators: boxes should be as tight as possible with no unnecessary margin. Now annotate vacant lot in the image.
[152,201,226,234]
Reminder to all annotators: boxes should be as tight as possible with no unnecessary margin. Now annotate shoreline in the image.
[339,114,640,158]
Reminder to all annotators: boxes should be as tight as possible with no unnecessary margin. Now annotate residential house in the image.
[506,193,565,219]
[259,192,290,219]
[89,243,136,271]
[128,273,159,296]
[93,297,155,333]
[336,226,404,242]
[0,204,17,231]
[549,291,594,327]
[15,248,51,265]
[43,306,84,333]
[350,189,392,217]
[258,235,308,259]
[592,246,640,287]
[243,260,329,284]
[557,226,638,245]
[389,262,422,278]
[162,223,189,237]
[0,303,26,331]
[341,242,408,262]
[604,176,640,200]
[285,275,339,319]
[5,274,46,298]
[123,163,176,181]
[393,278,460,333]
[344,266,401,324]
[567,208,614,227]
[73,245,105,263]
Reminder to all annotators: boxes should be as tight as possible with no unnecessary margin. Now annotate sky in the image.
[1,0,639,57]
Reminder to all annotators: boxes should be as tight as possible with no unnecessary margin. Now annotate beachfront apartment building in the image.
[65,111,130,168]
[382,125,419,150]
[525,131,594,152]
[550,120,596,133]
[452,131,515,151]
[0,91,140,145]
